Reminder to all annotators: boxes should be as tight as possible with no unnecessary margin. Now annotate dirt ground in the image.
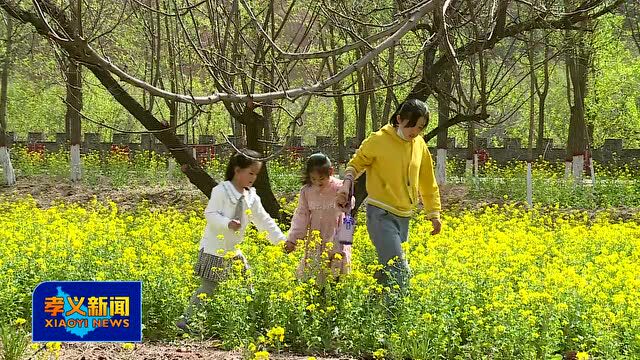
[2,176,638,222]
[0,175,206,211]
[0,175,472,212]
[28,342,584,360]
[31,342,351,360]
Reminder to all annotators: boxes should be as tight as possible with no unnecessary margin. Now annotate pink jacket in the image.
[288,177,353,281]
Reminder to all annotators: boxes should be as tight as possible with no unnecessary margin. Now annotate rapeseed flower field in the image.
[0,197,639,359]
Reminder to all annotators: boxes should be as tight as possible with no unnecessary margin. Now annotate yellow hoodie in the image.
[346,124,441,219]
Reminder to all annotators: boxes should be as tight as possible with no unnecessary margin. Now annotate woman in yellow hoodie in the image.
[336,99,442,289]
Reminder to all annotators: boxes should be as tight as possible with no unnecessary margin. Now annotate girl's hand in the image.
[284,241,296,253]
[430,218,442,235]
[336,179,351,208]
[228,219,241,231]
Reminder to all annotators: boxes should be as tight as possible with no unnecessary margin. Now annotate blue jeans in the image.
[366,204,410,289]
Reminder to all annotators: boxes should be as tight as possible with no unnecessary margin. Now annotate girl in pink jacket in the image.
[285,153,353,283]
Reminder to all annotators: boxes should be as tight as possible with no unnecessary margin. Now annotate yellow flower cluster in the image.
[0,196,204,333]
[266,325,285,343]
[1,197,638,359]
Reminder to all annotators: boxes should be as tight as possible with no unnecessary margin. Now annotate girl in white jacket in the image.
[177,149,285,331]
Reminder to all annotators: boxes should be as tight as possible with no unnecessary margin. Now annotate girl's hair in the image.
[225,149,263,181]
[302,153,332,185]
[389,98,429,128]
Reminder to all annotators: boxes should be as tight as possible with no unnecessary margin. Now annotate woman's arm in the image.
[343,135,376,182]
[418,144,442,220]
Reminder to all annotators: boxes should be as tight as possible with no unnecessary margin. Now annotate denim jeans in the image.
[366,204,410,289]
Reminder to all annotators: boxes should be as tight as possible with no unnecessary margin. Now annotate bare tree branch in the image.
[72,0,437,104]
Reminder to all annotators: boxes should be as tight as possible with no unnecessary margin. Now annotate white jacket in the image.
[200,181,286,255]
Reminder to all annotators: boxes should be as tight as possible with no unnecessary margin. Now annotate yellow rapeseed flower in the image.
[266,326,285,343]
[577,352,589,360]
[373,348,386,359]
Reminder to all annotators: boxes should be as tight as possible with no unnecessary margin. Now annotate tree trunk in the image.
[66,58,83,181]
[328,28,346,165]
[436,65,452,185]
[0,16,16,186]
[527,31,536,207]
[262,102,273,144]
[624,2,640,54]
[565,31,589,180]
[563,0,590,181]
[167,97,178,180]
[536,97,547,151]
[381,44,396,123]
[233,117,246,147]
[465,47,477,178]
[368,64,379,132]
[355,67,368,145]
[262,2,275,146]
[242,110,281,219]
[164,27,178,174]
[335,93,346,164]
[536,39,550,150]
[351,59,370,216]
[465,120,476,177]
[67,0,84,181]
[258,79,278,215]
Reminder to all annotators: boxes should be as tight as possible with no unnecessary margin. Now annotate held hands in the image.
[284,240,296,254]
[336,179,352,208]
[228,219,241,231]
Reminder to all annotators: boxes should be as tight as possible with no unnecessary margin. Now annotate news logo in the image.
[32,281,142,342]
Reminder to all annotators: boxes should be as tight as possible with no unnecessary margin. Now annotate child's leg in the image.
[188,278,218,307]
[178,249,226,329]
[328,243,351,281]
[179,278,218,325]
[339,244,352,274]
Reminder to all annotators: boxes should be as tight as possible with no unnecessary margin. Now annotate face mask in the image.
[397,126,409,141]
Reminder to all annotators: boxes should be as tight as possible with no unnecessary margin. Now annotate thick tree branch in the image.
[75,0,436,105]
[408,0,624,101]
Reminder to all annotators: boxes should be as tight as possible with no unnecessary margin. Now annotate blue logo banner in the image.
[32,281,142,342]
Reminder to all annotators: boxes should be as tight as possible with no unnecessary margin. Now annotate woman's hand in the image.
[336,179,352,208]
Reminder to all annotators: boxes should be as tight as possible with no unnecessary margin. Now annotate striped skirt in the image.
[194,249,250,282]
